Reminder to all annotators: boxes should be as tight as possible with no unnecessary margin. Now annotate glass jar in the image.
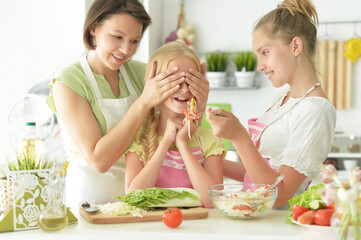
[348,135,360,153]
[37,170,68,231]
[331,199,361,240]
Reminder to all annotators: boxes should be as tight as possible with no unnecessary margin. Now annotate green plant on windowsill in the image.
[233,51,257,72]
[205,51,230,72]
[233,51,258,88]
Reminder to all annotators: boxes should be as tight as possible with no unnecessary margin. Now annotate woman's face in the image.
[91,13,143,71]
[252,28,296,88]
[159,55,198,118]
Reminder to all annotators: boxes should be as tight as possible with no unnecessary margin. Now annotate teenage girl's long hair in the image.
[254,0,319,67]
[139,41,201,166]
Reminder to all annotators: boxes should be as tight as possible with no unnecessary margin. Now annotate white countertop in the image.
[1,209,334,240]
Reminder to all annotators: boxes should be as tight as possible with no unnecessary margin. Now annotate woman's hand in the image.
[185,63,209,113]
[175,118,197,148]
[163,118,183,147]
[205,107,247,140]
[140,61,186,110]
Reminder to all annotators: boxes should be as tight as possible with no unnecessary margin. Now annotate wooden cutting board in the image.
[316,40,352,109]
[80,207,208,224]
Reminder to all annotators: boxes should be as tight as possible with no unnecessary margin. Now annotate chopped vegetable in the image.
[115,187,202,208]
[99,202,148,217]
[309,200,326,210]
[212,186,276,218]
[233,205,252,211]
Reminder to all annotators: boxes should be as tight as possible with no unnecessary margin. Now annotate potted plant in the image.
[0,151,78,232]
[233,51,257,88]
[205,51,229,88]
[0,151,57,230]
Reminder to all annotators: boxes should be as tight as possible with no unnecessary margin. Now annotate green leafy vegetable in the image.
[286,184,325,223]
[115,187,202,208]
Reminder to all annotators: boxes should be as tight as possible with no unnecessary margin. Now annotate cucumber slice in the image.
[309,200,325,210]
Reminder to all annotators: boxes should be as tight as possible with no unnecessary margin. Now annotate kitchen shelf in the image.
[327,152,361,159]
[210,75,262,90]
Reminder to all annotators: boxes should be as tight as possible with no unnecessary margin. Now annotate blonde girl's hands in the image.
[175,118,197,148]
[163,118,183,147]
[205,107,245,141]
[140,61,186,110]
[185,63,210,113]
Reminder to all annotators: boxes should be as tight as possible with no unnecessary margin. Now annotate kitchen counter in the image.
[1,209,334,240]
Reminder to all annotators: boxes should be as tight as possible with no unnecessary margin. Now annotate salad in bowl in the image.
[209,183,277,219]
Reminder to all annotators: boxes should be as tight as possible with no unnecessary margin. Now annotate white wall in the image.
[0,1,86,162]
[1,0,361,165]
[160,0,361,136]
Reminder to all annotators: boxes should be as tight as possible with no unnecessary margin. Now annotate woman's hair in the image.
[254,0,319,66]
[83,0,151,50]
[139,41,201,165]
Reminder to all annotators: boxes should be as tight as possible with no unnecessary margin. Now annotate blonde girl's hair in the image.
[254,0,319,66]
[139,41,201,165]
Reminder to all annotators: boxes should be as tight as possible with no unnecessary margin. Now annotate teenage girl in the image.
[206,0,336,209]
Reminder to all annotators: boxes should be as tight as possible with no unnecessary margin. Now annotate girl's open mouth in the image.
[175,97,189,102]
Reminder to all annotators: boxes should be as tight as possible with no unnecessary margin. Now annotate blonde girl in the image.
[125,41,225,208]
[206,0,336,208]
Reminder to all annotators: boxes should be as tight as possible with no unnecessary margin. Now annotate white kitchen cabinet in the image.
[327,135,361,171]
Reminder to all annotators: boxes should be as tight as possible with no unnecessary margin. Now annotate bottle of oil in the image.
[37,171,68,231]
[18,122,44,166]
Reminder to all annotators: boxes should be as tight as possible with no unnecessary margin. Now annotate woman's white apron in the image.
[244,83,320,209]
[65,55,138,209]
[244,83,321,188]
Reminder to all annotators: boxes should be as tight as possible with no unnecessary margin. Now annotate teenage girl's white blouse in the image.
[257,92,336,195]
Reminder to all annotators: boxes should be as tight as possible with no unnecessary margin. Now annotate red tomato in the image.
[297,210,316,225]
[314,209,334,226]
[162,207,183,228]
[292,204,310,220]
[233,205,252,211]
[325,202,335,209]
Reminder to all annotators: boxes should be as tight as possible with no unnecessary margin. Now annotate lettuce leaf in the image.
[286,184,325,223]
[115,187,202,208]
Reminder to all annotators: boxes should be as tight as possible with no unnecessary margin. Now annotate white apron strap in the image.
[80,55,105,109]
[119,65,138,100]
[256,82,321,143]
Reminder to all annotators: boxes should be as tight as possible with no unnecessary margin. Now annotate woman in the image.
[125,42,224,208]
[47,0,209,209]
[206,0,336,209]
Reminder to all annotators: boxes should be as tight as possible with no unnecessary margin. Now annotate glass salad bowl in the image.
[209,183,278,219]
